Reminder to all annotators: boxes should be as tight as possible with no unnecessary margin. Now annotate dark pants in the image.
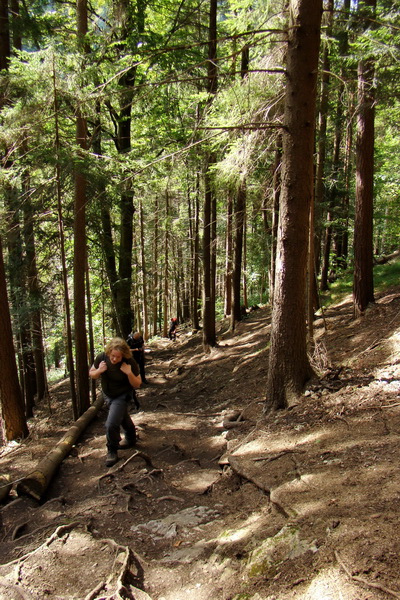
[133,352,146,381]
[104,392,136,452]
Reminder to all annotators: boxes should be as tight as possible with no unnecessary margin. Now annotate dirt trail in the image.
[1,290,400,600]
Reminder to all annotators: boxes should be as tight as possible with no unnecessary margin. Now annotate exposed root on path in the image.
[335,550,400,599]
[84,540,152,600]
[0,522,80,571]
[97,451,155,491]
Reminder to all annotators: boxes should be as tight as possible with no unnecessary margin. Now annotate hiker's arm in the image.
[89,361,107,379]
[120,362,142,388]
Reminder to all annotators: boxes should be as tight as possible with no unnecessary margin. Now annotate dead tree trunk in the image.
[16,395,104,501]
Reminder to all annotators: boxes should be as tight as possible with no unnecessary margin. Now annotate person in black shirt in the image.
[90,337,141,467]
[126,331,148,383]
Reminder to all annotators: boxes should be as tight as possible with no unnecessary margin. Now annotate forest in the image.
[0,0,399,440]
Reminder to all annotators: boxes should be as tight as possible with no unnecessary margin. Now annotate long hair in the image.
[104,337,131,360]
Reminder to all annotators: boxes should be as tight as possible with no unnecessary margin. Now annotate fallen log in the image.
[373,249,400,265]
[16,395,104,501]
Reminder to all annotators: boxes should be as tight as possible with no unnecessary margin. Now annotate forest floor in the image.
[1,285,400,600]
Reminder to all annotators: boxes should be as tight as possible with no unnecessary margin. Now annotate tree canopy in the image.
[0,0,399,430]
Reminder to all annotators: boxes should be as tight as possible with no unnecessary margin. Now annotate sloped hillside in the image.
[1,286,400,600]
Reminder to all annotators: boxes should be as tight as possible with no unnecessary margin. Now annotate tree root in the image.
[10,521,64,544]
[84,540,152,600]
[98,451,155,489]
[335,550,400,599]
[0,522,80,570]
[84,581,107,600]
[156,495,184,503]
[252,449,304,463]
[11,522,28,541]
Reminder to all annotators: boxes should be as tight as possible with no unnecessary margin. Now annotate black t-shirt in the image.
[93,352,140,398]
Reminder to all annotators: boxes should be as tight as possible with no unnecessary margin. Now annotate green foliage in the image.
[319,270,353,309]
[319,258,400,311]
[0,0,399,365]
[374,259,400,293]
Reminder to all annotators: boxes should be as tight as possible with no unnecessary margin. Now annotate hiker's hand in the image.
[120,362,131,375]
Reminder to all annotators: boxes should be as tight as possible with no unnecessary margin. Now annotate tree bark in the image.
[5,191,37,417]
[202,0,218,351]
[152,195,159,337]
[139,196,149,340]
[0,0,10,72]
[53,58,77,419]
[353,0,376,316]
[224,193,233,317]
[163,188,170,337]
[23,195,48,402]
[74,0,90,415]
[269,137,282,305]
[314,0,333,277]
[0,235,28,440]
[265,0,322,410]
[231,182,246,329]
[17,394,104,501]
[203,166,216,348]
[192,172,201,330]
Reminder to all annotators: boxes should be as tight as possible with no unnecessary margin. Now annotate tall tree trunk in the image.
[203,166,216,348]
[231,182,246,329]
[118,188,134,337]
[1,0,35,423]
[0,235,28,440]
[320,212,332,291]
[5,191,36,417]
[10,0,21,51]
[0,0,10,72]
[192,172,201,330]
[113,7,139,337]
[353,0,376,316]
[86,261,97,403]
[23,195,48,402]
[74,0,89,415]
[224,193,233,317]
[242,207,248,309]
[266,0,322,411]
[103,75,135,338]
[53,58,77,419]
[321,0,351,286]
[202,0,218,350]
[314,0,333,278]
[163,188,170,337]
[269,137,282,305]
[187,181,196,324]
[90,99,122,334]
[334,93,354,270]
[139,196,149,340]
[152,195,159,337]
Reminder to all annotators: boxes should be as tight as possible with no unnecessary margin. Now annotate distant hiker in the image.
[168,317,178,340]
[89,337,141,468]
[127,330,148,384]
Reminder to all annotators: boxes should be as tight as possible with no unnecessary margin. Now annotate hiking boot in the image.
[119,438,136,450]
[105,451,118,467]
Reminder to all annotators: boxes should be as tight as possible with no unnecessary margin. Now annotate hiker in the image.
[89,337,141,467]
[168,317,178,340]
[126,330,148,384]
